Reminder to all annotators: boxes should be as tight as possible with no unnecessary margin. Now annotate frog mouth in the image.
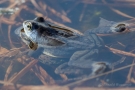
[28,39,38,50]
[20,28,38,50]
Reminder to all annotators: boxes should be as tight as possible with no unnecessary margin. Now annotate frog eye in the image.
[115,23,125,27]
[26,22,32,31]
[115,23,126,32]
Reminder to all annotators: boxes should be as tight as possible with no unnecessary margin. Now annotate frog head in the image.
[16,17,83,50]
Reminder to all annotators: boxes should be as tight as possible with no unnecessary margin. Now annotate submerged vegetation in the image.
[0,0,135,90]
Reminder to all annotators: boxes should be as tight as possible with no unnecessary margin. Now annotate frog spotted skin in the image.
[17,17,104,57]
[15,17,123,78]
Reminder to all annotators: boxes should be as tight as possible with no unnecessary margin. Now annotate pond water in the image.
[0,0,135,89]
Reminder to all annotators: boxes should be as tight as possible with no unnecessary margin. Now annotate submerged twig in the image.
[32,64,56,85]
[65,63,135,87]
[8,58,38,84]
[0,80,20,86]
[111,8,135,19]
[126,60,135,83]
[1,16,16,25]
[4,61,13,85]
[8,25,15,48]
[105,46,135,57]
[17,56,55,85]
[102,0,135,19]
[1,85,135,90]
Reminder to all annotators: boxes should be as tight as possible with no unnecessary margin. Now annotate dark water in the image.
[0,0,135,88]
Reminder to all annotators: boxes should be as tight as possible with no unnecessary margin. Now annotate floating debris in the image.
[15,0,26,5]
[0,8,19,15]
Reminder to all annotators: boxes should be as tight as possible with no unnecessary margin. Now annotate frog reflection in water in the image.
[15,17,134,79]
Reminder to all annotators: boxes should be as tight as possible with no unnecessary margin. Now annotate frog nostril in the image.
[23,21,28,25]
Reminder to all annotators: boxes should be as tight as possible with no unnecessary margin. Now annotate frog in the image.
[15,17,125,80]
[88,18,135,47]
[89,17,134,35]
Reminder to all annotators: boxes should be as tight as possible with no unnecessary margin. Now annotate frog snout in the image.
[23,21,26,27]
[23,21,27,24]
[23,21,29,30]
